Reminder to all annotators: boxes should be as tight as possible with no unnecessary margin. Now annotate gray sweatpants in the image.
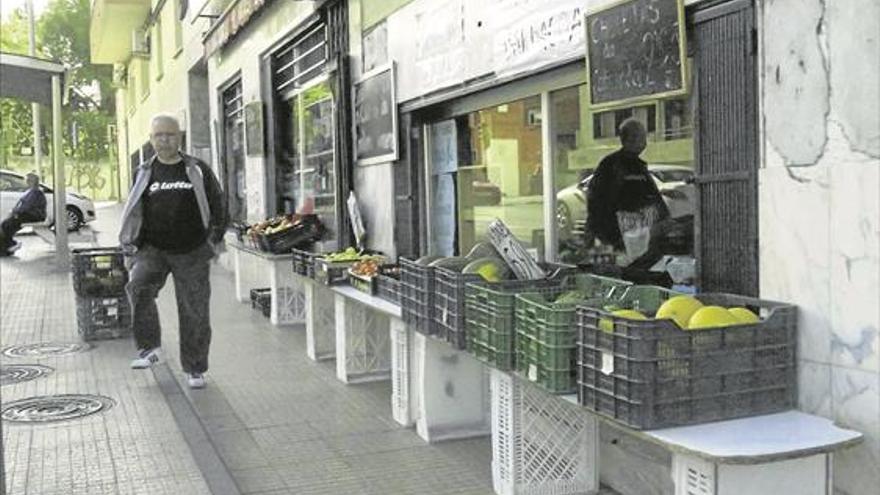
[125,242,214,373]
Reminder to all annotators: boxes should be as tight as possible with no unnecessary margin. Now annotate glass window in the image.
[277,81,338,245]
[429,95,544,256]
[552,84,694,265]
[154,19,163,79]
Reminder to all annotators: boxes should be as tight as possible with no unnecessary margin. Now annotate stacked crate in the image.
[72,247,131,341]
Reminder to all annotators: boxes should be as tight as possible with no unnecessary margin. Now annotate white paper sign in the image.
[601,352,615,376]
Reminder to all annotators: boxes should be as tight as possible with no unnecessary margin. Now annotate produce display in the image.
[324,247,364,263]
[594,293,763,332]
[247,214,298,236]
[350,257,383,277]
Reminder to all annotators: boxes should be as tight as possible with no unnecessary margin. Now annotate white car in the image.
[556,164,696,240]
[0,169,96,231]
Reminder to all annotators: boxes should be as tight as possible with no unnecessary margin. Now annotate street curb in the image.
[152,363,242,495]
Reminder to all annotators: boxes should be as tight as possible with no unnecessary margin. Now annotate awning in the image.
[0,52,65,106]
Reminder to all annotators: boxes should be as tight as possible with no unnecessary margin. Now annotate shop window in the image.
[222,80,246,223]
[277,81,338,243]
[154,18,164,80]
[272,23,328,94]
[429,95,544,256]
[552,84,694,266]
[663,98,693,140]
[592,104,656,139]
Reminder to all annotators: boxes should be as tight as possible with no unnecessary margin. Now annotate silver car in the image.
[555,164,696,241]
[0,169,97,231]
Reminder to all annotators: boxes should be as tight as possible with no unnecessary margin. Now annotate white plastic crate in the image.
[335,294,391,383]
[491,370,598,495]
[305,282,336,361]
[390,318,412,426]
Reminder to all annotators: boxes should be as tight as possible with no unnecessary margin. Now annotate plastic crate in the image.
[513,274,630,394]
[433,267,483,350]
[375,273,401,305]
[75,295,132,341]
[291,248,322,278]
[71,247,128,297]
[576,288,798,429]
[314,258,359,285]
[249,288,271,318]
[464,271,575,371]
[399,258,437,337]
[348,270,376,295]
[257,216,324,254]
[491,370,598,495]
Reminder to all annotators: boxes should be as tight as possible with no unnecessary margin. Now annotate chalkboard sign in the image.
[354,63,398,165]
[585,0,687,108]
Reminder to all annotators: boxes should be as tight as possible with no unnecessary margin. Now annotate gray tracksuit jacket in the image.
[119,153,227,255]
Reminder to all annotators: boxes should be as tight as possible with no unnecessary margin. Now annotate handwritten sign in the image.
[354,64,398,165]
[586,0,687,107]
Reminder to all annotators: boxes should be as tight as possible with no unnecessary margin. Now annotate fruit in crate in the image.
[324,247,362,263]
[599,309,647,333]
[428,256,471,272]
[727,307,760,324]
[351,258,382,277]
[687,306,740,329]
[462,257,511,282]
[656,295,704,329]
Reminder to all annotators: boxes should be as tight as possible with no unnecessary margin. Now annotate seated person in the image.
[1,173,47,256]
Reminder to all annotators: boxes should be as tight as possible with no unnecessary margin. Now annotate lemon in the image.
[656,295,704,329]
[728,307,760,324]
[599,309,647,333]
[687,306,739,330]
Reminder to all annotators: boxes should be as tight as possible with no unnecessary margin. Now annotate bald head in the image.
[619,118,647,155]
[150,113,182,163]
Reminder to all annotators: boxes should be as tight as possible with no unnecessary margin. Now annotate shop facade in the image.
[349,0,879,492]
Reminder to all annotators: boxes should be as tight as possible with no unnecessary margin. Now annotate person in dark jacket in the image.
[585,118,669,251]
[0,173,47,256]
[119,114,227,389]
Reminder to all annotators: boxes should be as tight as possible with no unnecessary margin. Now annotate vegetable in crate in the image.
[554,290,591,305]
[655,295,704,329]
[351,258,381,277]
[599,309,647,333]
[325,247,362,262]
[687,306,739,329]
[461,257,511,282]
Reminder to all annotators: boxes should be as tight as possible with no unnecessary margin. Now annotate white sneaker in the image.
[187,372,206,389]
[130,348,160,369]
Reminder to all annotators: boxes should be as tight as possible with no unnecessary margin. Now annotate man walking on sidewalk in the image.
[119,114,227,389]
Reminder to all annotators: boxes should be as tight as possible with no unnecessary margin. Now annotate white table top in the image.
[643,410,863,463]
[332,285,403,319]
[558,387,862,464]
[228,241,296,260]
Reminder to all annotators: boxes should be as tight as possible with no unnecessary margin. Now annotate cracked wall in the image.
[760,1,880,493]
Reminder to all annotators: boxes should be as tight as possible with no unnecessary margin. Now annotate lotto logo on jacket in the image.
[149,181,194,194]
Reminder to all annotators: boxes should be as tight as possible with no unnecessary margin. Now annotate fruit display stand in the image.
[488,370,862,495]
[229,241,306,326]
[329,285,397,384]
[410,329,491,443]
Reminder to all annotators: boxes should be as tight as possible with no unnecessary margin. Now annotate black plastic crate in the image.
[375,273,401,305]
[75,295,132,341]
[291,248,322,278]
[399,258,437,337]
[257,216,324,254]
[72,247,128,297]
[576,290,797,429]
[250,288,271,318]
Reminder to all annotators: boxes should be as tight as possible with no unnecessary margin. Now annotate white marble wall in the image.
[760,1,880,492]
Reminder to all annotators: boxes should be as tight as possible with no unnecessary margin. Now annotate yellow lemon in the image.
[687,306,740,330]
[656,295,704,329]
[599,309,647,333]
[728,307,760,324]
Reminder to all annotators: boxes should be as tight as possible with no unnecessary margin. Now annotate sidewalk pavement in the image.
[2,202,496,495]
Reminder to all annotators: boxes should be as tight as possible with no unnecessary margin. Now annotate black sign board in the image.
[586,0,687,107]
[354,64,398,165]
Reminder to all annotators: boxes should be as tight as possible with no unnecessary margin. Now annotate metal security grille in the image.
[222,82,243,121]
[222,79,247,222]
[693,0,759,296]
[272,22,328,94]
[326,0,353,248]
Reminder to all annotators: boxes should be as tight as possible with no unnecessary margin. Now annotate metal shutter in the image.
[693,0,759,296]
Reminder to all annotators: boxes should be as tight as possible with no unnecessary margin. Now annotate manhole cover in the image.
[0,364,54,386]
[1,342,92,358]
[1,394,115,423]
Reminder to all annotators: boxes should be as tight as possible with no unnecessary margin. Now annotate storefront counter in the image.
[491,369,862,495]
[228,242,306,326]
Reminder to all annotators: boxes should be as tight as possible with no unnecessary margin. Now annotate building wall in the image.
[758,1,880,493]
[206,0,317,224]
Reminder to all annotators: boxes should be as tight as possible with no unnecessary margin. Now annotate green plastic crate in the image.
[512,273,631,393]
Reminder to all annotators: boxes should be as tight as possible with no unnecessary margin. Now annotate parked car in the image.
[0,169,96,231]
[555,164,695,240]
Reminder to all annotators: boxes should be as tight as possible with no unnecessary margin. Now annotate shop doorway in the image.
[692,0,759,295]
[221,78,247,223]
